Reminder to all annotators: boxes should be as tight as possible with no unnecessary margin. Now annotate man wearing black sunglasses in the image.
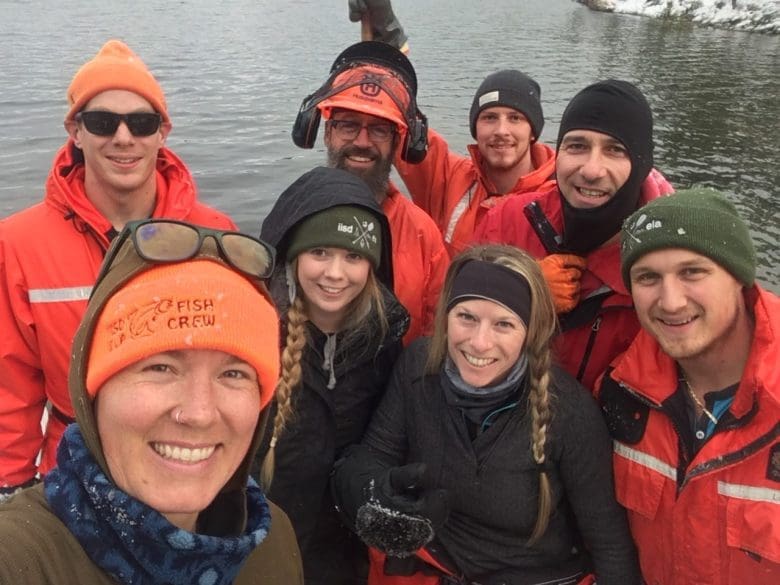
[0,40,236,501]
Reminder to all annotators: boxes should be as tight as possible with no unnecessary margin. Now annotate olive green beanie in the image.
[286,205,382,268]
[621,188,756,289]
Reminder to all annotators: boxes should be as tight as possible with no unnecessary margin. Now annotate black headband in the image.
[446,260,532,326]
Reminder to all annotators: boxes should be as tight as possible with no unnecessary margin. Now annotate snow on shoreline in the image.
[580,0,780,34]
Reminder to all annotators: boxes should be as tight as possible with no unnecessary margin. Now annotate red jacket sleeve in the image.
[0,231,46,491]
[394,128,468,230]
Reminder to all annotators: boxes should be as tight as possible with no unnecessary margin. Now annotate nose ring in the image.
[175,409,183,425]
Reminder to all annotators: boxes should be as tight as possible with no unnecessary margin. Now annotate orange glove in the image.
[538,254,587,314]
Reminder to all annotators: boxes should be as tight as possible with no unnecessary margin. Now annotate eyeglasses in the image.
[328,119,396,143]
[97,220,276,285]
[75,111,162,137]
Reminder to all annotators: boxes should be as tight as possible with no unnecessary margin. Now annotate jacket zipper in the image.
[575,315,602,382]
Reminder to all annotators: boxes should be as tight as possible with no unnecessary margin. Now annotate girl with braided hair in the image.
[332,244,639,585]
[256,167,409,585]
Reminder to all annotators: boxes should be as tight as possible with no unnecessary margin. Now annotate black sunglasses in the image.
[76,111,162,137]
[96,220,276,287]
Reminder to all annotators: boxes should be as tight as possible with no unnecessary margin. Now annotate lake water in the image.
[1,0,777,290]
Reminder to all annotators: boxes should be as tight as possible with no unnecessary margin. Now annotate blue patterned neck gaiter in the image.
[44,425,271,585]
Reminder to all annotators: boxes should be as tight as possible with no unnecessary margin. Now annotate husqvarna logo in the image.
[361,82,381,97]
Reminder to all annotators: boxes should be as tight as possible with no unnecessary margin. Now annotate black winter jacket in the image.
[333,338,640,585]
[256,167,409,585]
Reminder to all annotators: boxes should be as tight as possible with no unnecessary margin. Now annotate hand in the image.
[377,463,449,527]
[348,0,368,21]
[355,462,449,557]
[538,254,587,314]
[347,0,409,52]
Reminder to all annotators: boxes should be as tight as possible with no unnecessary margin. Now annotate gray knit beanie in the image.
[621,188,756,289]
[287,205,382,268]
[469,70,544,140]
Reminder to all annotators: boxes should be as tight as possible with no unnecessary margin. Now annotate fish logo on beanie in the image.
[86,260,280,408]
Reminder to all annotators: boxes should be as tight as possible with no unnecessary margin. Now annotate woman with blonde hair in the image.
[333,244,639,585]
[0,219,303,584]
[257,167,409,585]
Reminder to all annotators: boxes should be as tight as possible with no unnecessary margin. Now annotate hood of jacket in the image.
[260,166,394,292]
[45,139,199,245]
[67,236,275,537]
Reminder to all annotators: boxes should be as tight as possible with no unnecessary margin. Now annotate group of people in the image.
[0,2,777,584]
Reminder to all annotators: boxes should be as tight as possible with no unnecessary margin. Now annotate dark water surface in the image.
[1,0,777,290]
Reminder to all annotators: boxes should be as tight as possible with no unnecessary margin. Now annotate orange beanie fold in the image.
[66,39,170,123]
[86,261,279,409]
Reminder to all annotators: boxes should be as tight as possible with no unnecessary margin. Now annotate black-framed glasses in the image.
[76,111,162,137]
[328,119,396,143]
[97,220,276,285]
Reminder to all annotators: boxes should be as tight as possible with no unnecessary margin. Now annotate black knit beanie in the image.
[621,188,756,289]
[469,70,544,141]
[556,80,654,254]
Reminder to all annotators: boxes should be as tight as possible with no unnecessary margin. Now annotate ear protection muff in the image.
[291,57,429,163]
[292,91,324,150]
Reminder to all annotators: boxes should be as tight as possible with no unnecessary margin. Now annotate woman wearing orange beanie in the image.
[0,220,302,584]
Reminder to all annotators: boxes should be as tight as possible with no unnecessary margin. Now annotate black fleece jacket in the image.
[333,338,640,585]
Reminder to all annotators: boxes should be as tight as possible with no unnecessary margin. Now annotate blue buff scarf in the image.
[44,425,271,585]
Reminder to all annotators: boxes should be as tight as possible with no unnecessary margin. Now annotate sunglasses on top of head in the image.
[75,110,162,137]
[94,219,276,291]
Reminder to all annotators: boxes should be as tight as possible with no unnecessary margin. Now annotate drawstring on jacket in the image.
[322,333,337,390]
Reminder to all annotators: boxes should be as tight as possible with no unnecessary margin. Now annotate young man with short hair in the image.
[0,40,235,498]
[395,69,557,256]
[598,188,779,584]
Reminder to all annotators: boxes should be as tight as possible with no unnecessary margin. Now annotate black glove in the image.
[347,0,409,51]
[355,462,449,557]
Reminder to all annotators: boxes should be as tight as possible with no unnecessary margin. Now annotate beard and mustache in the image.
[327,144,394,201]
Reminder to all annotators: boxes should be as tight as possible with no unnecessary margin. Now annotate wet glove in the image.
[538,254,587,314]
[355,462,449,557]
[347,0,409,52]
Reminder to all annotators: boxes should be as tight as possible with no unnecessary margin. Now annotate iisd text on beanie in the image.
[66,39,169,123]
[469,70,544,140]
[85,260,280,408]
[621,188,756,289]
[286,205,383,268]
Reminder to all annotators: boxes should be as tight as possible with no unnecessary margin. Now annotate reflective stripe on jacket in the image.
[395,128,556,256]
[598,286,780,584]
[0,140,236,488]
[383,183,449,344]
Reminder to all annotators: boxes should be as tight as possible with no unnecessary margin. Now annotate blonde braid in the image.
[526,339,554,545]
[260,296,307,489]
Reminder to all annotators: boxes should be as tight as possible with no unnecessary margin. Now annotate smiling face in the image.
[629,248,748,363]
[324,110,396,199]
[296,247,371,332]
[96,349,260,532]
[65,89,171,205]
[475,106,534,175]
[556,129,632,209]
[446,298,527,387]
